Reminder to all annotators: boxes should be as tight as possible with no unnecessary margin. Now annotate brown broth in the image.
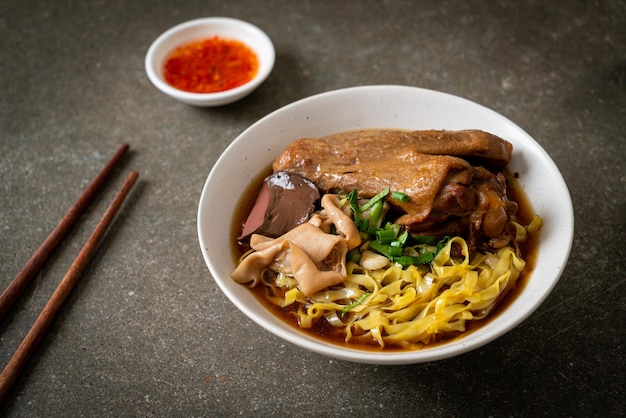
[230,166,540,352]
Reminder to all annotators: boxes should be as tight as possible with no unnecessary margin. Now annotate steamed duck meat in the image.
[271,129,517,252]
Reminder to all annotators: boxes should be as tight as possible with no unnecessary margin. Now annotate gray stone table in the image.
[1,0,624,416]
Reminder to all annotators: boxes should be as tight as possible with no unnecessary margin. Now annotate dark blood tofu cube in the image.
[239,171,320,240]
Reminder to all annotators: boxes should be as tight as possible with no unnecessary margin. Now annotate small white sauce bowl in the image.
[145,17,275,107]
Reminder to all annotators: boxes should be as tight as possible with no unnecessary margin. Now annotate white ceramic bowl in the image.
[145,17,275,106]
[197,85,574,364]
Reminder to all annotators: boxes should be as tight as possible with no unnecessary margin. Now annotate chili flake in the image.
[163,36,259,93]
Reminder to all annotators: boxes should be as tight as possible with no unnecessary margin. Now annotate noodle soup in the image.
[230,130,541,351]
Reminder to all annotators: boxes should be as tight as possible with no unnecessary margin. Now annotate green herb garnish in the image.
[347,248,361,264]
[341,292,371,316]
[359,187,390,212]
[391,190,409,202]
[375,228,397,244]
[344,188,453,268]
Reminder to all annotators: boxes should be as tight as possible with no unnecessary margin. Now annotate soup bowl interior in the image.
[197,85,574,364]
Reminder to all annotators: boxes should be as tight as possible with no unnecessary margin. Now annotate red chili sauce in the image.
[163,36,259,93]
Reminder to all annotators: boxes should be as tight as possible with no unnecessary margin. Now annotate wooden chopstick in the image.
[0,144,129,322]
[0,170,139,404]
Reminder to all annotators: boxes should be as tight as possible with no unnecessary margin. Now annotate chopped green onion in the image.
[347,189,360,219]
[435,235,452,255]
[411,235,438,245]
[369,240,391,257]
[359,187,390,212]
[346,189,363,232]
[384,222,401,235]
[376,228,397,244]
[396,230,409,246]
[369,240,402,258]
[347,248,361,264]
[367,200,385,230]
[388,246,403,257]
[342,188,454,269]
[394,252,434,267]
[391,190,409,202]
[341,292,371,316]
[367,225,380,235]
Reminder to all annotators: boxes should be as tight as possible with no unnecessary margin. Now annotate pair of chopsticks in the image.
[0,144,138,403]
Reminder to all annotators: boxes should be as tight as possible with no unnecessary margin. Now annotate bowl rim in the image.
[144,17,275,104]
[197,85,574,364]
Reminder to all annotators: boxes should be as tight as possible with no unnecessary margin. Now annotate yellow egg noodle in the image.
[258,236,528,349]
[236,190,542,349]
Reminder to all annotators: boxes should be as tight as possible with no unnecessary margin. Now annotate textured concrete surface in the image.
[1,0,624,416]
